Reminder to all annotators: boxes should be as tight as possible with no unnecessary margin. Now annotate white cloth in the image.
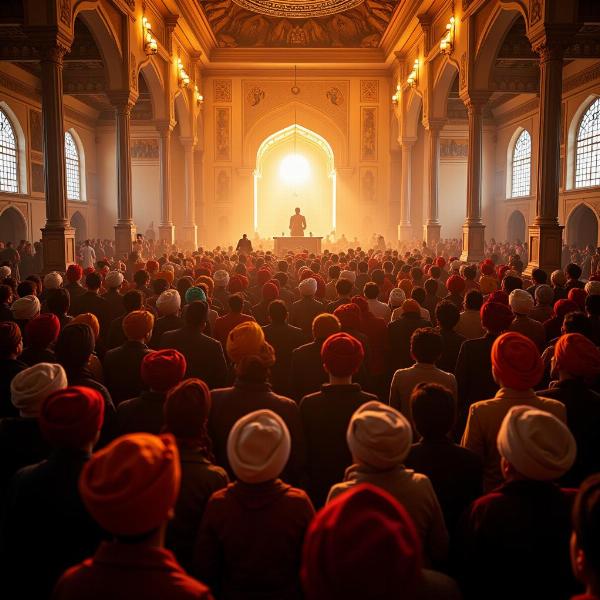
[367,298,392,322]
[585,280,600,296]
[11,295,41,320]
[43,271,63,290]
[156,289,181,315]
[339,270,357,284]
[81,245,96,270]
[388,288,406,308]
[509,289,534,315]
[0,265,11,278]
[213,270,230,287]
[104,271,124,289]
[299,277,317,296]
[11,362,67,417]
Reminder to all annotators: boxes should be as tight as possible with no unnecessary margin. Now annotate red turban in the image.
[146,260,159,273]
[567,288,587,311]
[25,313,60,348]
[351,295,369,315]
[313,274,326,299]
[65,264,83,282]
[447,275,466,295]
[554,299,579,320]
[261,282,279,301]
[554,333,600,379]
[435,257,446,268]
[321,332,364,377]
[481,262,495,276]
[40,386,104,448]
[228,275,244,293]
[141,349,187,392]
[257,268,272,286]
[481,301,514,334]
[487,290,509,305]
[491,332,544,390]
[497,265,510,281]
[300,269,316,282]
[301,483,421,600]
[164,378,211,444]
[334,303,361,331]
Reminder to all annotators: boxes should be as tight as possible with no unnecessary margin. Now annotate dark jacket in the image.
[115,390,167,436]
[289,297,324,341]
[194,479,314,600]
[70,291,111,339]
[19,346,56,366]
[64,281,86,301]
[106,313,127,350]
[436,328,466,374]
[263,322,306,397]
[103,340,152,404]
[101,289,125,323]
[159,326,228,389]
[388,313,432,371]
[0,357,26,418]
[150,314,184,349]
[300,383,377,508]
[290,339,329,402]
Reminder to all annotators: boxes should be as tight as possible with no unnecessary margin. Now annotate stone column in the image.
[158,123,175,244]
[460,98,486,262]
[424,122,443,245]
[181,137,198,249]
[40,43,76,272]
[398,140,415,242]
[112,98,136,258]
[525,41,564,275]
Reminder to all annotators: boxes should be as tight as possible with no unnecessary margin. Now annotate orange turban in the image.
[312,313,341,341]
[72,313,100,341]
[156,270,174,284]
[79,433,180,536]
[226,321,274,366]
[122,310,154,341]
[491,332,544,390]
[554,333,600,379]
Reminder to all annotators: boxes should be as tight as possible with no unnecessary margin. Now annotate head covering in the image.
[0,265,11,278]
[347,401,412,469]
[488,290,509,305]
[156,289,181,316]
[447,275,466,295]
[299,277,317,296]
[479,276,498,295]
[568,288,587,311]
[122,310,154,341]
[228,275,244,293]
[213,269,230,287]
[509,289,534,315]
[388,287,406,308]
[11,295,41,321]
[257,268,272,286]
[40,386,104,448]
[497,405,576,481]
[481,301,514,334]
[585,280,600,296]
[156,270,174,285]
[554,299,579,320]
[321,332,364,377]
[11,362,67,418]
[312,313,341,340]
[401,299,421,314]
[339,270,357,284]
[185,286,207,304]
[25,313,60,348]
[491,332,544,390]
[164,378,211,444]
[146,260,159,274]
[79,433,180,536]
[262,282,279,301]
[481,262,495,276]
[227,409,290,484]
[0,321,21,354]
[333,303,361,331]
[104,271,124,289]
[141,349,186,392]
[535,284,554,305]
[227,320,270,364]
[554,333,600,379]
[301,483,421,600]
[551,270,567,286]
[43,271,63,290]
[72,313,100,340]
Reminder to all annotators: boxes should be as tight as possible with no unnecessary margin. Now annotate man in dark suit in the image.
[70,272,111,340]
[387,299,431,372]
[159,300,228,389]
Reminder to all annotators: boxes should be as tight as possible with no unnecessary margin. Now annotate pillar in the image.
[424,122,443,246]
[181,137,198,249]
[460,98,486,262]
[39,43,76,272]
[398,140,415,242]
[525,41,564,275]
[158,123,175,244]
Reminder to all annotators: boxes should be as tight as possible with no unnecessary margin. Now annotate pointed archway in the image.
[0,206,27,244]
[567,204,598,249]
[70,211,87,244]
[507,210,526,243]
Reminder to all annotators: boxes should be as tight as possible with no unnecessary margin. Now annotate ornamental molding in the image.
[231,0,365,19]
[563,62,600,93]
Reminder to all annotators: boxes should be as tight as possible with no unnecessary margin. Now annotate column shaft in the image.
[398,142,414,242]
[182,140,198,249]
[158,126,175,244]
[425,124,442,245]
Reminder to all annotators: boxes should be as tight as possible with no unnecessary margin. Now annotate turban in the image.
[368,259,381,271]
[11,362,67,418]
[321,332,364,377]
[449,260,462,272]
[554,333,600,379]
[398,279,413,296]
[79,433,180,536]
[72,313,100,340]
[184,286,207,304]
[585,280,600,296]
[43,271,63,290]
[447,275,466,295]
[11,295,41,321]
[487,290,509,305]
[435,257,446,268]
[0,265,11,278]
[568,288,587,311]
[66,264,83,283]
[299,277,317,297]
[334,303,361,331]
[497,406,576,481]
[535,284,554,305]
[313,274,326,299]
[156,289,181,315]
[228,275,244,293]
[497,265,510,281]
[312,313,341,341]
[226,321,273,366]
[299,269,315,281]
[509,289,534,315]
[164,378,211,442]
[479,275,498,295]
[156,270,174,284]
[347,401,412,469]
[104,271,124,289]
[122,310,154,341]
[146,260,159,273]
[491,332,543,390]
[196,276,214,297]
[262,282,279,301]
[141,349,186,392]
[339,270,357,284]
[301,483,421,600]
[40,386,105,449]
[213,269,230,287]
[351,295,369,315]
[388,287,406,308]
[481,301,515,334]
[554,299,579,320]
[401,299,421,314]
[481,262,495,276]
[227,409,290,484]
[25,313,60,348]
[257,268,272,286]
[551,270,567,286]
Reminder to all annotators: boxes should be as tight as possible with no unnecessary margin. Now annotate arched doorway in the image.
[0,206,27,244]
[507,210,526,243]
[70,211,87,244]
[254,125,336,239]
[567,204,598,248]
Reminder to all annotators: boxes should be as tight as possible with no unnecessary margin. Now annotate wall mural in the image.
[29,109,43,153]
[31,162,44,193]
[361,107,377,161]
[215,107,231,161]
[215,169,232,203]
[440,138,468,159]
[130,138,159,159]
[214,79,232,102]
[360,168,376,203]
[360,80,378,103]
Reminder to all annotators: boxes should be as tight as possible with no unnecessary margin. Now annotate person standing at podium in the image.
[289,207,306,237]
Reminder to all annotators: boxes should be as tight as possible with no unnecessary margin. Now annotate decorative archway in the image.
[507,209,526,243]
[0,206,27,244]
[253,124,336,237]
[70,211,87,244]
[567,204,598,249]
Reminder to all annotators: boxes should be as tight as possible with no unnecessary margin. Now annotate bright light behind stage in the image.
[279,153,310,185]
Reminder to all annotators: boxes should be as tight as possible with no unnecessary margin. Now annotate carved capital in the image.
[532,39,565,63]
[109,91,137,114]
[156,119,175,135]
[37,40,70,63]
[463,97,487,114]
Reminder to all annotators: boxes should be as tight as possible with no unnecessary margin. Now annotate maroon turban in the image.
[447,275,466,295]
[554,299,579,320]
[491,332,544,390]
[141,349,187,392]
[321,332,364,377]
[25,313,61,348]
[487,290,510,306]
[261,282,279,302]
[334,303,362,331]
[480,301,514,334]
[554,333,600,379]
[567,288,587,311]
[257,268,272,286]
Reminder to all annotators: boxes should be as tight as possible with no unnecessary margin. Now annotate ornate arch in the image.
[0,101,27,193]
[431,58,459,121]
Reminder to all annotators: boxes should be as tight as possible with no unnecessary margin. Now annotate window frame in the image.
[509,128,532,199]
[575,97,600,190]
[0,106,20,194]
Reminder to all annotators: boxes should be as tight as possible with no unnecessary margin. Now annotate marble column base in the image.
[114,223,136,260]
[524,221,563,276]
[158,224,175,245]
[398,223,413,244]
[41,224,76,273]
[459,222,485,263]
[424,222,442,247]
[181,225,198,250]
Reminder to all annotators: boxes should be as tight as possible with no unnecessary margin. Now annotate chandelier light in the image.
[440,16,455,54]
[391,83,401,105]
[177,58,190,88]
[142,17,158,55]
[231,0,365,19]
[407,59,419,88]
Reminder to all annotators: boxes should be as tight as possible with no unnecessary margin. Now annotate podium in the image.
[273,236,322,255]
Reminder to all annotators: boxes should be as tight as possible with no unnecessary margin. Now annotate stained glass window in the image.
[511,129,531,198]
[576,98,600,188]
[65,131,81,200]
[0,109,18,193]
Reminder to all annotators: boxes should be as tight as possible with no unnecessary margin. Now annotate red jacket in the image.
[53,542,213,600]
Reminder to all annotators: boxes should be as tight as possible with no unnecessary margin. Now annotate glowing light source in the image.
[177,58,190,88]
[392,83,401,105]
[440,16,455,54]
[407,59,419,88]
[142,17,158,55]
[279,153,310,185]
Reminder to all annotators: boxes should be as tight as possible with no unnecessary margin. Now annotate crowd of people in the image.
[1,237,600,600]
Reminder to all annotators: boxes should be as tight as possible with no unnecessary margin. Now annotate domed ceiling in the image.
[198,0,397,48]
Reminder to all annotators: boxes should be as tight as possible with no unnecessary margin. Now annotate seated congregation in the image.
[1,250,600,600]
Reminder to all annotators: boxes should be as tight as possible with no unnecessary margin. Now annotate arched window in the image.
[0,108,19,193]
[511,129,531,197]
[576,98,600,188]
[64,131,81,200]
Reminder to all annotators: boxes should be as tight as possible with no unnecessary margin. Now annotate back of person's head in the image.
[335,278,353,297]
[463,265,477,281]
[55,323,95,370]
[141,349,186,392]
[274,271,288,287]
[532,268,548,285]
[410,327,442,363]
[228,293,244,313]
[321,332,364,377]
[134,269,150,286]
[123,289,144,313]
[152,278,169,296]
[410,287,425,306]
[123,310,155,342]
[429,265,441,279]
[586,293,600,317]
[502,275,523,294]
[17,280,36,298]
[424,278,438,295]
[268,299,287,324]
[563,312,593,338]
[85,272,101,291]
[566,263,582,280]
[371,269,385,285]
[363,281,379,300]
[312,313,341,341]
[11,362,67,418]
[46,288,70,315]
[0,321,22,358]
[411,383,455,440]
[465,289,484,311]
[491,332,543,390]
[572,474,600,588]
[435,300,460,330]
[328,264,341,280]
[410,267,423,282]
[358,260,368,274]
[0,284,11,304]
[185,300,208,327]
[481,301,514,334]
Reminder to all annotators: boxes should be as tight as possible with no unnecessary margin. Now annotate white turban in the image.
[104,270,124,289]
[497,405,576,481]
[0,265,11,278]
[388,288,406,308]
[11,362,67,418]
[11,295,41,320]
[585,280,600,296]
[227,409,290,484]
[156,289,181,316]
[299,277,317,296]
[43,271,63,290]
[163,264,175,274]
[213,269,230,287]
[347,401,412,470]
[450,260,462,272]
[339,270,357,284]
[509,289,534,315]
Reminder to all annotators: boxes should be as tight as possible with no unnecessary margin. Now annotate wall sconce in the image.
[142,17,158,55]
[440,16,455,54]
[391,83,401,105]
[195,84,204,106]
[177,58,190,88]
[407,59,419,88]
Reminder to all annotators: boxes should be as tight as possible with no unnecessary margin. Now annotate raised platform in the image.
[273,236,322,255]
